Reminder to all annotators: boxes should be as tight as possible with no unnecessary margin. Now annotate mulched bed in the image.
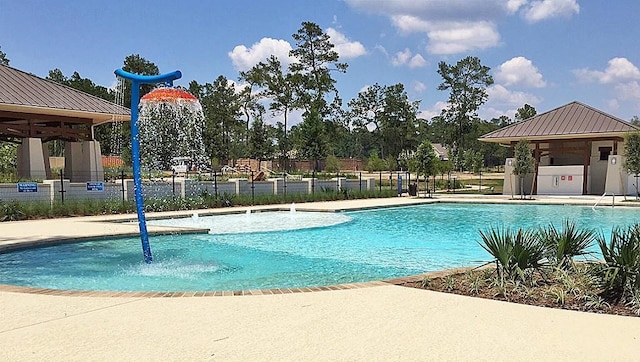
[396,267,639,317]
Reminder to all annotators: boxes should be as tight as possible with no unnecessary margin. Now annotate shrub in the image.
[0,188,397,222]
[365,152,387,172]
[596,224,640,302]
[0,200,24,221]
[537,220,596,269]
[513,139,534,199]
[324,155,340,173]
[478,226,545,283]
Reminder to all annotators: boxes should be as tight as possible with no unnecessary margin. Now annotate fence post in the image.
[59,170,65,204]
[214,171,218,197]
[172,169,176,197]
[336,170,340,191]
[359,172,362,192]
[121,169,125,203]
[251,171,255,205]
[312,170,316,195]
[283,172,287,198]
[379,171,382,192]
[433,174,437,194]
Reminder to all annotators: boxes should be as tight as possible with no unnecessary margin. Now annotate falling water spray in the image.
[114,69,182,264]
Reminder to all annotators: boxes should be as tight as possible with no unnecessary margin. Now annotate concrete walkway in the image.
[1,195,639,361]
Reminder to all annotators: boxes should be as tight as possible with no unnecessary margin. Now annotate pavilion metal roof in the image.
[480,101,638,144]
[0,64,130,125]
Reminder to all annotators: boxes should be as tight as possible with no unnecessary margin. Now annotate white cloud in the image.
[506,0,528,14]
[412,81,427,93]
[608,99,620,110]
[391,48,427,68]
[494,56,546,88]
[374,44,389,57]
[228,38,293,71]
[391,49,412,66]
[391,16,500,54]
[391,14,430,34]
[574,57,640,84]
[481,107,518,121]
[615,81,640,102]
[418,101,448,121]
[344,0,579,55]
[523,0,580,23]
[573,58,640,112]
[358,84,371,94]
[486,84,542,108]
[327,28,367,59]
[425,21,500,54]
[408,54,428,68]
[345,0,509,22]
[222,78,247,95]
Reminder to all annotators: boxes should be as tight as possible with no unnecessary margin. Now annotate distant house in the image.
[480,101,639,196]
[432,143,449,161]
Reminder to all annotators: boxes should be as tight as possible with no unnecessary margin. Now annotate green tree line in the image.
[1,22,535,174]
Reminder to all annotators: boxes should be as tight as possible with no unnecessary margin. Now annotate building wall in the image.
[502,158,534,197]
[537,165,584,195]
[504,139,625,196]
[589,140,616,194]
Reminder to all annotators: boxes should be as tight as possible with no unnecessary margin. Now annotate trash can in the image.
[408,183,417,196]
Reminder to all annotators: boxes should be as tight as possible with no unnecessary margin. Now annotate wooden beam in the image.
[0,110,92,124]
[0,115,92,142]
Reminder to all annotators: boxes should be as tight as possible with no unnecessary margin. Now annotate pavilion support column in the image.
[502,158,516,196]
[16,138,47,180]
[42,142,52,179]
[605,154,626,195]
[64,140,104,182]
[533,142,540,195]
[582,141,591,195]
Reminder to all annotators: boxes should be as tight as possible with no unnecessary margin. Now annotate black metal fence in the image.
[0,169,411,204]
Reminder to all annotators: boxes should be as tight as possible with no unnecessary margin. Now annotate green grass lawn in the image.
[464,177,504,194]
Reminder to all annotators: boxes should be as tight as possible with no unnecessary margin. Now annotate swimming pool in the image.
[0,203,636,292]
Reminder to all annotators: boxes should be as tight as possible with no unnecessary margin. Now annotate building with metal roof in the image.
[0,64,130,181]
[432,143,449,161]
[480,101,639,196]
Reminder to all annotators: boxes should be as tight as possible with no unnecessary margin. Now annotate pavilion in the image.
[0,64,129,182]
[480,101,640,196]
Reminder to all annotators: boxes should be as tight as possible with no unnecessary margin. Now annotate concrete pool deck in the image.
[1,195,639,360]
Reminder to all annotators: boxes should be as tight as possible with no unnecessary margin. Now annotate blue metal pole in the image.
[114,69,182,264]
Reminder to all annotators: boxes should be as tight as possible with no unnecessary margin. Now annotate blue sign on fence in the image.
[86,181,104,192]
[17,182,38,193]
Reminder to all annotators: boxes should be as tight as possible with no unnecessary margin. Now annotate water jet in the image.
[114,68,184,264]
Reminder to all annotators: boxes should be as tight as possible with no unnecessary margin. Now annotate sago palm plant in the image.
[538,219,596,269]
[478,226,545,283]
[596,223,640,302]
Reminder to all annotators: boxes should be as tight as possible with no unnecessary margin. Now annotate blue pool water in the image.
[0,203,638,292]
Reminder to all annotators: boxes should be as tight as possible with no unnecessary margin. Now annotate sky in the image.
[1,0,640,125]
